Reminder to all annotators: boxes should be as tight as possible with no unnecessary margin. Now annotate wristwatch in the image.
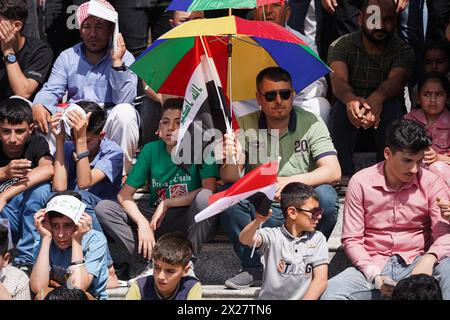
[112,63,127,72]
[73,150,89,162]
[3,53,17,64]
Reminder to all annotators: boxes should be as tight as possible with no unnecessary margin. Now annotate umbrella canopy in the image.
[130,15,330,102]
[167,0,284,11]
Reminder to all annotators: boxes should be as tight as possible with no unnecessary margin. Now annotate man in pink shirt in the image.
[322,119,450,300]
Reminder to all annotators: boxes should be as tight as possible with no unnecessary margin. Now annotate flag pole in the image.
[199,36,232,134]
[250,222,263,258]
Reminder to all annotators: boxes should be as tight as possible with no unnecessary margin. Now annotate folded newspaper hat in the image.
[76,0,116,27]
[54,103,87,137]
[45,195,86,224]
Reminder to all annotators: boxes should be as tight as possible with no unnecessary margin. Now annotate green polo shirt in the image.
[126,140,219,207]
[237,107,337,177]
[327,29,414,98]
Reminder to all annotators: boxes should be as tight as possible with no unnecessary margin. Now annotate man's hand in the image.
[321,0,338,13]
[274,177,295,201]
[34,209,52,239]
[137,219,156,259]
[411,254,437,276]
[0,195,7,213]
[111,33,126,67]
[423,147,438,165]
[72,213,93,243]
[374,275,397,298]
[366,93,384,129]
[66,110,91,141]
[346,98,371,128]
[219,131,243,165]
[437,197,450,222]
[0,20,16,55]
[393,0,409,13]
[32,104,51,134]
[149,200,169,230]
[2,159,32,180]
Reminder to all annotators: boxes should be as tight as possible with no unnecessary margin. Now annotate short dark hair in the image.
[361,0,396,13]
[0,97,33,125]
[152,232,192,267]
[0,224,9,256]
[392,274,443,300]
[256,67,292,91]
[423,39,450,61]
[385,119,432,154]
[161,98,184,115]
[75,101,106,135]
[418,71,450,97]
[44,286,89,300]
[280,182,318,218]
[46,191,83,220]
[0,0,27,30]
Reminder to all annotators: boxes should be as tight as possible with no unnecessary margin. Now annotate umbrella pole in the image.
[228,34,233,130]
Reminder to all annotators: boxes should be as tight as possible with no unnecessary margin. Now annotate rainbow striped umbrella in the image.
[130,15,330,103]
[167,0,284,11]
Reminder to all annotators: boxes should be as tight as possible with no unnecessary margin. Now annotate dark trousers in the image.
[329,99,405,175]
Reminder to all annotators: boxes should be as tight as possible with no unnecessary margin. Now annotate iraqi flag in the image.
[194,160,278,223]
[172,39,229,171]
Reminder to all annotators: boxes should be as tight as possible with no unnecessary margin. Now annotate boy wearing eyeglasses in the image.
[239,182,328,300]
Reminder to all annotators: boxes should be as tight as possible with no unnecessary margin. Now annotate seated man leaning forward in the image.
[321,119,450,300]
[220,66,341,290]
[31,0,139,176]
[240,182,328,300]
[30,191,109,300]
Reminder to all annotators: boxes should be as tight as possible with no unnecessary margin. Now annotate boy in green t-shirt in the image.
[95,98,219,281]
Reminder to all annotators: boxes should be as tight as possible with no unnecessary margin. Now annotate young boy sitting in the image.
[95,98,219,280]
[0,224,31,300]
[30,191,109,300]
[50,101,123,287]
[125,232,201,300]
[239,182,328,300]
[0,97,53,274]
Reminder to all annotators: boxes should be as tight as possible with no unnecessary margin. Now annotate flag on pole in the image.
[173,38,229,171]
[194,160,278,223]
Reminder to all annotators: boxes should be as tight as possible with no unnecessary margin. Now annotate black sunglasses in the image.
[292,206,323,219]
[259,89,292,102]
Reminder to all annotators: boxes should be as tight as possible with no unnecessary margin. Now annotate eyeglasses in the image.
[258,89,292,102]
[292,206,323,219]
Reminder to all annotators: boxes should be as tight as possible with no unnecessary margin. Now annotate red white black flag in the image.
[194,160,278,223]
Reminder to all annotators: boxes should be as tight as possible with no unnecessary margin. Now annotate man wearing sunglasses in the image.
[219,66,341,290]
[322,119,450,300]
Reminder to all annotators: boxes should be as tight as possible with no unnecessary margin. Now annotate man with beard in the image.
[327,0,414,176]
[31,0,139,177]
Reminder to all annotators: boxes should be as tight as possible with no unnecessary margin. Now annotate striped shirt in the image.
[0,265,31,300]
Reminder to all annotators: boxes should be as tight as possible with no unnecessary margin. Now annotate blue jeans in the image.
[398,0,428,88]
[321,255,450,300]
[1,182,51,265]
[61,189,113,267]
[219,184,339,270]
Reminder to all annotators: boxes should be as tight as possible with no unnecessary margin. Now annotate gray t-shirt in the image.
[258,226,328,300]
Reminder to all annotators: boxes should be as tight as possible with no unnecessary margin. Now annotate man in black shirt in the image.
[0,97,53,274]
[0,0,53,101]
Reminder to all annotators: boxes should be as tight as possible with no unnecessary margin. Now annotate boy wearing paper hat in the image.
[30,191,109,300]
[32,0,139,177]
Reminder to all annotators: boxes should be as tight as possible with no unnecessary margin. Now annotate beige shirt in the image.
[0,265,31,300]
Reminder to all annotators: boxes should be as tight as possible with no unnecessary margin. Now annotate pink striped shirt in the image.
[342,162,450,281]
